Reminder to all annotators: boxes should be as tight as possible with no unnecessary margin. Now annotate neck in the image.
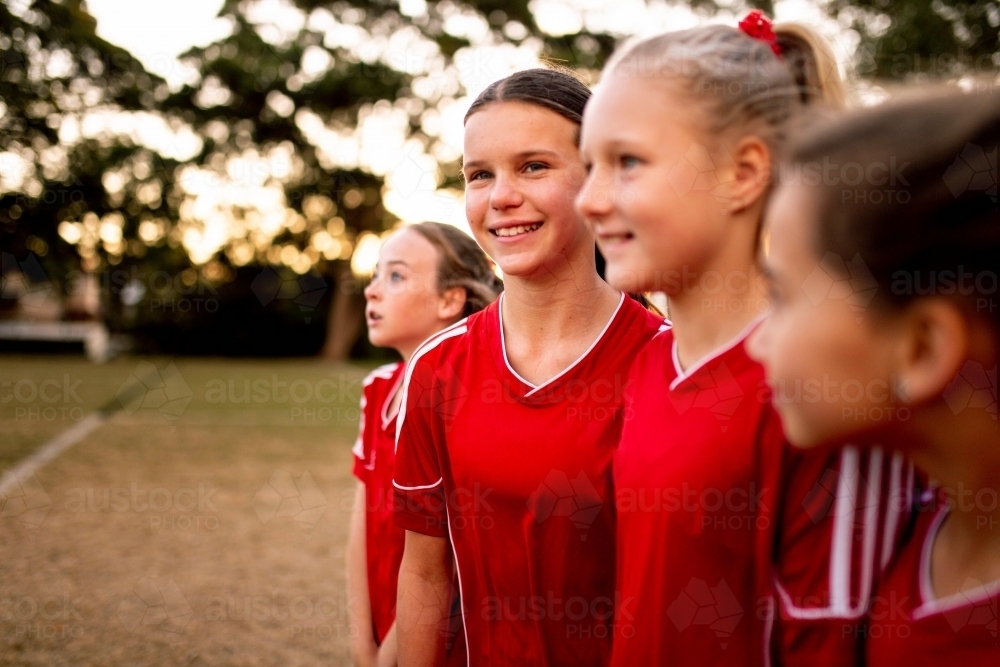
[903,405,1000,545]
[667,241,767,369]
[666,210,766,369]
[500,251,619,344]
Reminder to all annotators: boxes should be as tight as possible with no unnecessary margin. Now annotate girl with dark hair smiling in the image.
[392,68,665,666]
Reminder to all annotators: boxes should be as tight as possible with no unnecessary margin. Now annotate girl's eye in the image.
[620,155,640,170]
[467,170,491,181]
[524,161,548,173]
[389,271,404,282]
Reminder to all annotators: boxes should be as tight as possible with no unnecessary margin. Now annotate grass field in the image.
[1,354,378,666]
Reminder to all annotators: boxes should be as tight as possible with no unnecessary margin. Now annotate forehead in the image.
[463,101,578,156]
[580,73,694,149]
[378,228,438,266]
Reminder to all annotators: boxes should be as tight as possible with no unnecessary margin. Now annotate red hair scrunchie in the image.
[738,9,782,57]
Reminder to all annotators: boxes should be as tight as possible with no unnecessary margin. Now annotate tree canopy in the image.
[2,0,998,355]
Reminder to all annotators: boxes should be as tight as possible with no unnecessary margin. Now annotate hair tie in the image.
[738,10,782,57]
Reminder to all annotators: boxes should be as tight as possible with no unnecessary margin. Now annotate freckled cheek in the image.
[465,190,488,227]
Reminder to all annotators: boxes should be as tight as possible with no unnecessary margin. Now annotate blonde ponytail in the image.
[774,23,846,110]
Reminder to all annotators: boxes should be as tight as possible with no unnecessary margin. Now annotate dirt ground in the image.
[1,355,377,666]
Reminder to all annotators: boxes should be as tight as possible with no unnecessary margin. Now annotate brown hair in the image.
[787,89,999,333]
[408,222,503,317]
[604,22,845,154]
[464,67,591,144]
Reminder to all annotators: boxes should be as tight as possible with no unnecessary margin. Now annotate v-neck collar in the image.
[669,313,767,391]
[913,505,1000,619]
[497,291,626,399]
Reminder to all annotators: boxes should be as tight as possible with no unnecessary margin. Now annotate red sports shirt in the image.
[770,445,916,667]
[867,491,999,665]
[611,320,786,667]
[393,293,664,666]
[353,362,406,644]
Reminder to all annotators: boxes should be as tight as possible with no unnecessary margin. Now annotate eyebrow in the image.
[462,149,563,170]
[385,260,411,268]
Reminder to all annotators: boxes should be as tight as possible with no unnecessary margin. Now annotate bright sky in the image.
[85,0,854,88]
[85,0,233,88]
[75,0,855,271]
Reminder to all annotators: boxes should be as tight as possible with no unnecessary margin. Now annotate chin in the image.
[493,254,545,279]
[783,412,869,452]
[367,330,393,349]
[604,264,653,294]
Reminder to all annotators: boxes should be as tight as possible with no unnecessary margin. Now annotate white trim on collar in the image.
[497,291,626,397]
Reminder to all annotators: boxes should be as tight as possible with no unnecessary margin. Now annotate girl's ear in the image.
[724,136,773,215]
[438,286,467,321]
[893,299,969,406]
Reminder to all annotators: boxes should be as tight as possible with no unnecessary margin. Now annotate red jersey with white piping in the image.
[393,293,664,666]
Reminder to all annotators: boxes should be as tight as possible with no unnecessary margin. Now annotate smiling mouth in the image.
[491,222,543,238]
[599,232,634,243]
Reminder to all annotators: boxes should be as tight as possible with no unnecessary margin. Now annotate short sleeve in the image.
[392,352,448,537]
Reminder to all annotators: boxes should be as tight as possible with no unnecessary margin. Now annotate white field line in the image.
[0,412,108,495]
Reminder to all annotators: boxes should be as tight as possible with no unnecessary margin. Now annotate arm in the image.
[396,531,452,667]
[376,622,398,667]
[347,481,379,667]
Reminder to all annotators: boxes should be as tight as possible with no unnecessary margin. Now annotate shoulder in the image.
[360,361,402,398]
[362,362,401,387]
[618,294,672,338]
[409,316,474,369]
[635,317,675,360]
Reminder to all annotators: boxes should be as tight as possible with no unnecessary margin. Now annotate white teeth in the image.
[494,223,541,237]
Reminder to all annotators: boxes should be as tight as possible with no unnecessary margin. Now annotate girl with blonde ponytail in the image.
[576,11,907,666]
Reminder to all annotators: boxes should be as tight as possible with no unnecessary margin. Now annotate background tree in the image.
[2,0,997,358]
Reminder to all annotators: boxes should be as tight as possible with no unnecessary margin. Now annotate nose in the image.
[364,275,380,301]
[575,165,615,222]
[489,173,524,211]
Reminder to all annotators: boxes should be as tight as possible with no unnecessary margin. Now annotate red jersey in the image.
[393,293,664,666]
[611,319,785,667]
[867,491,999,665]
[770,445,916,666]
[352,362,406,644]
